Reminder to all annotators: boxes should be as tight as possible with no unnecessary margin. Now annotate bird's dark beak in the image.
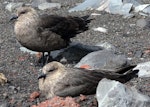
[10,15,18,22]
[38,72,46,79]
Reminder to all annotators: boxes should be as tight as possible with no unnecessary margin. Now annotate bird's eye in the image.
[20,11,26,15]
[48,67,56,72]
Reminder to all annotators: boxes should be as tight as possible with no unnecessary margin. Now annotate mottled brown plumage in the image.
[11,7,90,64]
[38,61,136,99]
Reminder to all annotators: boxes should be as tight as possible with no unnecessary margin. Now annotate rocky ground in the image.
[0,0,150,107]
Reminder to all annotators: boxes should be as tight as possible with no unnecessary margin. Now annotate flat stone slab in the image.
[75,50,130,72]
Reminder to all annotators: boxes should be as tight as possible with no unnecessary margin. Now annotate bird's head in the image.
[10,6,38,22]
[38,61,65,79]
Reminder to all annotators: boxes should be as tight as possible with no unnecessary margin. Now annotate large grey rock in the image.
[133,61,150,77]
[75,50,129,72]
[96,78,150,107]
[5,2,24,12]
[54,43,103,63]
[69,0,150,17]
[31,0,51,7]
[31,0,61,10]
[69,0,133,16]
[38,3,61,10]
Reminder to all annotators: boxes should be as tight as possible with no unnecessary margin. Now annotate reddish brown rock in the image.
[31,96,80,107]
[29,91,40,102]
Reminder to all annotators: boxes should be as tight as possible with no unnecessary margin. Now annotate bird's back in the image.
[39,14,91,41]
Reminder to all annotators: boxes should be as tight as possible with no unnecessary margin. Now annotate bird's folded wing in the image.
[55,84,89,97]
[39,14,83,39]
[55,68,138,96]
[39,14,65,28]
[55,69,100,96]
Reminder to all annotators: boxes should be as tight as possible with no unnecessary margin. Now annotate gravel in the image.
[0,0,150,106]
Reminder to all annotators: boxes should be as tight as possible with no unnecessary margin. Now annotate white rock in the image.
[38,3,61,10]
[91,13,101,16]
[95,42,116,51]
[20,47,37,54]
[96,78,150,107]
[133,61,150,77]
[5,2,24,12]
[92,27,108,33]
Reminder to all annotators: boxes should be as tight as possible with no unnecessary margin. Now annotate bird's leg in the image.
[41,52,45,66]
[38,52,52,66]
[38,52,45,67]
[45,52,53,64]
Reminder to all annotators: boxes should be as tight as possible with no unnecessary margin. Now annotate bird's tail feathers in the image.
[81,15,93,23]
[73,15,93,32]
[89,65,138,83]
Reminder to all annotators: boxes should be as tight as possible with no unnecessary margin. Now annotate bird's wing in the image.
[39,14,66,28]
[39,14,87,40]
[55,68,103,97]
[55,67,137,97]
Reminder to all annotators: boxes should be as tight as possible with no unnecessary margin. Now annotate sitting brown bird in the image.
[38,61,137,99]
[10,6,91,65]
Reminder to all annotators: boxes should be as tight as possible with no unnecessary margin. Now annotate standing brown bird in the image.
[38,61,137,99]
[10,6,91,65]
